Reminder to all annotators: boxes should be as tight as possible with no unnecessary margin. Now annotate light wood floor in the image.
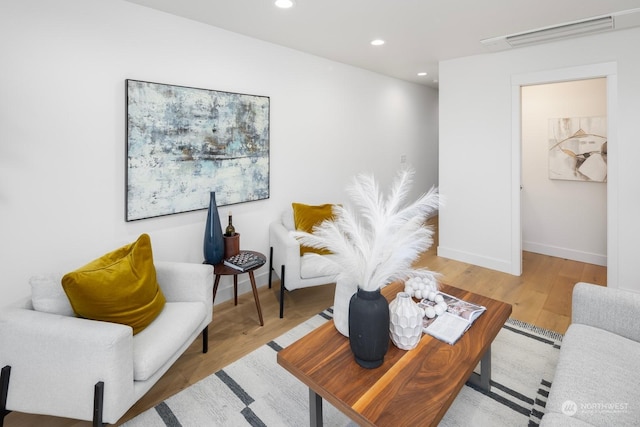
[5,219,606,426]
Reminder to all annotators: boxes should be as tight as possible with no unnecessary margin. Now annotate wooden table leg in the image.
[248,271,264,326]
[212,275,221,304]
[233,275,238,306]
[309,388,323,427]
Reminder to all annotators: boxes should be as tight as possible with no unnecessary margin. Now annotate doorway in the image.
[510,62,617,286]
[521,79,607,266]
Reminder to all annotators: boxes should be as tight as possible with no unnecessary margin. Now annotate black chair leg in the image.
[93,381,104,427]
[279,265,286,318]
[202,326,209,353]
[1,366,11,427]
[268,247,273,289]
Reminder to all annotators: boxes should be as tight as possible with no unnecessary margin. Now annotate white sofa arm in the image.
[0,308,134,423]
[155,261,213,324]
[269,221,302,283]
[572,282,640,343]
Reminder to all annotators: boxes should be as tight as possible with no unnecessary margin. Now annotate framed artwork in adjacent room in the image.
[126,79,270,221]
[548,116,607,182]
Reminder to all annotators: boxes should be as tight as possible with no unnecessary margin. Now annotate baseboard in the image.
[437,243,607,274]
[522,242,607,266]
[437,246,514,275]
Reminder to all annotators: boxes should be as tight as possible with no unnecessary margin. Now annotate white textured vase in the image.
[389,292,424,350]
[333,277,359,337]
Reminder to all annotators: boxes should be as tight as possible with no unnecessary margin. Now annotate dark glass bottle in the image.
[225,211,236,236]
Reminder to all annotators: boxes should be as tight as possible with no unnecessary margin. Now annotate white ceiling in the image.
[125,0,640,88]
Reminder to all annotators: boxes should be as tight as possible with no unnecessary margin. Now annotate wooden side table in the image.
[209,250,265,326]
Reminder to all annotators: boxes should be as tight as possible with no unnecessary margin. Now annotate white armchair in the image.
[0,261,213,427]
[269,208,337,318]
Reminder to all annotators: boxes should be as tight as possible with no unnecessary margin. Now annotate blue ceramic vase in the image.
[348,287,390,369]
[203,192,224,264]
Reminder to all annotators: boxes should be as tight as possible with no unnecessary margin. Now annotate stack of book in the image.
[224,251,266,272]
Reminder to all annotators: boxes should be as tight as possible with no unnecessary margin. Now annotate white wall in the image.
[0,0,439,306]
[521,79,607,266]
[439,27,640,292]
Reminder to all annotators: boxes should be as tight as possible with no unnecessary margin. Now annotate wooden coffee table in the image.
[277,282,512,427]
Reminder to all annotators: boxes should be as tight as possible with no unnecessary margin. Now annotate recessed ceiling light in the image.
[370,39,385,46]
[275,0,295,8]
[417,72,428,77]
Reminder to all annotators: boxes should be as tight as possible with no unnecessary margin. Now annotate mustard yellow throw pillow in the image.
[61,233,165,334]
[292,203,335,256]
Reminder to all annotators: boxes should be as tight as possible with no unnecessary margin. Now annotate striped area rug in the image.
[123,309,562,427]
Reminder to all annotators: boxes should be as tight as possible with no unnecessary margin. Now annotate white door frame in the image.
[510,62,617,285]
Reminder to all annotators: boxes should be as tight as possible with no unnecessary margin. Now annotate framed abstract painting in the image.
[548,116,607,182]
[126,79,270,221]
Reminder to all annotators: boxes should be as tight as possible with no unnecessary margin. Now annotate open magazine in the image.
[418,292,486,345]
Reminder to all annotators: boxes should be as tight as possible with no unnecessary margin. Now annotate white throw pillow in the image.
[30,275,75,316]
[281,209,295,231]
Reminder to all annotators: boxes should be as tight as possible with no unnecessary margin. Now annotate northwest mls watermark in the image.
[562,400,630,416]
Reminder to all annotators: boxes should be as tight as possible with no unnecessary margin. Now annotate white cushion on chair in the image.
[132,301,206,381]
[300,253,337,279]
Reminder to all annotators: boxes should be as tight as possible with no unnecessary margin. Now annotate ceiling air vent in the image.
[506,16,613,47]
[480,8,640,52]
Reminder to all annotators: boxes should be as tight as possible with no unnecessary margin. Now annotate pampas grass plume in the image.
[294,168,440,291]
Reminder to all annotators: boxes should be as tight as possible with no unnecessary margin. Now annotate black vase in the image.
[203,191,224,265]
[348,287,390,369]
